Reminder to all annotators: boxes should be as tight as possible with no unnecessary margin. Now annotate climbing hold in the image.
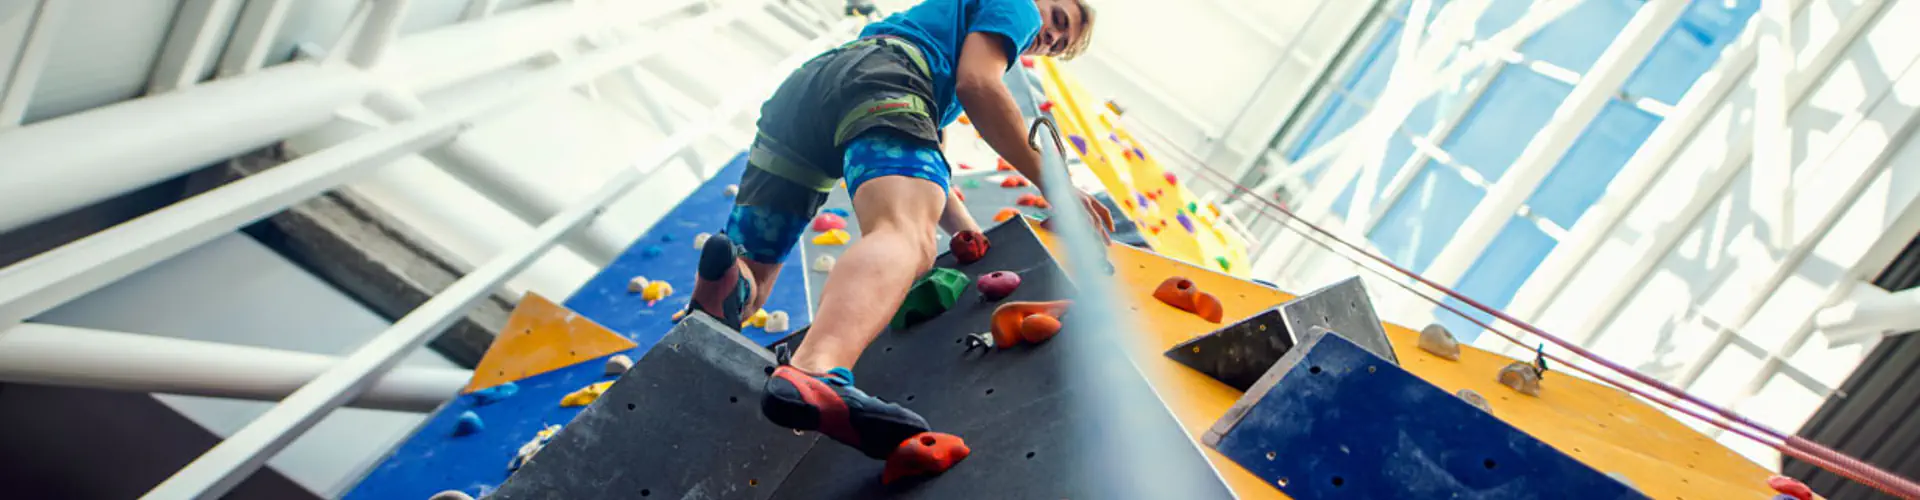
[812,213,847,232]
[468,382,519,406]
[955,189,965,202]
[1152,277,1225,323]
[746,309,770,329]
[1020,56,1036,68]
[627,276,650,293]
[1135,192,1150,207]
[661,233,674,243]
[950,230,990,264]
[1498,361,1543,396]
[993,208,1021,223]
[812,229,852,246]
[1108,133,1121,143]
[509,425,563,471]
[812,254,837,272]
[1455,389,1491,412]
[891,268,969,330]
[1000,175,1029,188]
[452,411,484,436]
[996,158,1015,171]
[640,246,662,259]
[824,208,851,218]
[430,490,476,500]
[1176,213,1194,233]
[561,381,614,407]
[693,232,711,249]
[1105,99,1125,116]
[1038,101,1055,113]
[957,162,973,170]
[884,432,972,484]
[765,310,791,332]
[1419,324,1461,360]
[1018,313,1063,344]
[1165,172,1179,186]
[1186,201,1198,214]
[641,281,673,305]
[976,271,1021,301]
[724,184,739,197]
[957,114,970,125]
[1214,256,1231,272]
[1768,476,1813,500]
[1134,147,1147,160]
[1208,202,1221,218]
[962,178,981,190]
[989,300,1072,348]
[604,354,633,376]
[1069,135,1087,155]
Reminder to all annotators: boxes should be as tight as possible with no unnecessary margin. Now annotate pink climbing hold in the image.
[812,213,847,232]
[1767,476,1812,500]
[1164,172,1178,186]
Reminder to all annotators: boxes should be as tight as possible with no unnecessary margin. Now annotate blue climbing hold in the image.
[641,246,663,258]
[661,233,675,243]
[468,382,518,406]
[824,208,851,218]
[453,411,484,436]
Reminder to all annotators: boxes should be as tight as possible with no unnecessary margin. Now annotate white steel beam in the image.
[0,323,467,412]
[216,0,294,78]
[149,0,242,93]
[1515,0,1887,343]
[1816,283,1914,347]
[345,0,412,70]
[143,23,856,499]
[460,0,501,21]
[0,0,64,127]
[1416,0,1689,289]
[1754,0,1795,251]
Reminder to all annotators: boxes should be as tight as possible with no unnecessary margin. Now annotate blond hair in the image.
[1059,0,1096,60]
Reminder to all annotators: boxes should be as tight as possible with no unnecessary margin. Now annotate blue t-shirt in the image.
[860,0,1044,127]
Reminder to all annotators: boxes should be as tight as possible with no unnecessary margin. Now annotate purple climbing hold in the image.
[1069,135,1088,155]
[453,411,484,436]
[1176,213,1195,233]
[1135,192,1149,208]
[1134,147,1146,159]
[468,382,518,406]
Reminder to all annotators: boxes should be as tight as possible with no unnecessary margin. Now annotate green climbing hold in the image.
[1187,201,1197,214]
[963,179,981,190]
[1215,256,1232,272]
[891,268,969,330]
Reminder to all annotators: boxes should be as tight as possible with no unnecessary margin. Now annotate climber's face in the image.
[1028,0,1093,60]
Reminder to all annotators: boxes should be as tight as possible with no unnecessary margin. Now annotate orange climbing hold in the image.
[1015,193,1048,208]
[989,300,1072,348]
[993,208,1021,223]
[957,114,971,125]
[1152,277,1224,323]
[996,158,1015,171]
[884,432,972,484]
[1000,176,1029,188]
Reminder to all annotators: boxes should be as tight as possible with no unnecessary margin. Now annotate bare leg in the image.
[789,176,946,373]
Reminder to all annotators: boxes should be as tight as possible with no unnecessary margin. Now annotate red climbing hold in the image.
[811,213,847,232]
[883,432,972,485]
[950,230,990,265]
[1767,476,1813,500]
[958,162,973,170]
[956,190,965,202]
[996,158,1015,171]
[1153,277,1225,323]
[976,271,1021,301]
[1000,176,1029,188]
[1016,193,1046,207]
[1038,101,1055,113]
[1164,172,1179,186]
[1020,56,1036,68]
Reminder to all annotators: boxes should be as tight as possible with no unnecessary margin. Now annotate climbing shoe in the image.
[687,233,754,329]
[762,366,932,459]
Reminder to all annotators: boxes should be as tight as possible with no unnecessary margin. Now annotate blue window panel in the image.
[1332,105,1431,218]
[1366,161,1484,272]
[1526,100,1662,228]
[1516,0,1639,74]
[1432,218,1557,344]
[1473,0,1531,39]
[1287,21,1405,168]
[1441,69,1572,182]
[1622,0,1759,104]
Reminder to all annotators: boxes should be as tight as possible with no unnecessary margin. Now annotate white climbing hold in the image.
[812,254,836,272]
[429,490,476,500]
[1455,389,1491,412]
[1418,323,1461,361]
[627,276,649,293]
[765,310,791,332]
[694,232,712,249]
[604,354,634,376]
[725,184,740,196]
[1498,361,1542,396]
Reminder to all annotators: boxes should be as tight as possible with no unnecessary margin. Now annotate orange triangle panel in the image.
[463,292,637,393]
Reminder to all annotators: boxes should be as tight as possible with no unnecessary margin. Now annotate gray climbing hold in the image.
[693,232,711,249]
[1455,389,1491,412]
[724,184,739,197]
[429,490,476,500]
[765,310,791,333]
[1418,323,1461,361]
[1498,361,1542,396]
[627,276,649,293]
[811,254,836,272]
[604,354,633,376]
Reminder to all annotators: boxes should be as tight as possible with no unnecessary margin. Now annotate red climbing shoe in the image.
[882,432,971,484]
[687,233,755,329]
[762,366,932,459]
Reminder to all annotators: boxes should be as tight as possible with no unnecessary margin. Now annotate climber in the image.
[685,0,1107,460]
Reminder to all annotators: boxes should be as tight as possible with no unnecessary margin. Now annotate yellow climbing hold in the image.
[561,381,614,407]
[812,229,852,246]
[642,281,674,305]
[745,309,770,329]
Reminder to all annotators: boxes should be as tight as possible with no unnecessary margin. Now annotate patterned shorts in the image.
[725,131,950,264]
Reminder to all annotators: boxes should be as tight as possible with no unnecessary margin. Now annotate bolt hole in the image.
[1350,301,1357,310]
[1331,476,1345,487]
[729,396,738,404]
[885,347,893,352]
[627,403,636,411]
[1177,280,1191,290]
[1265,451,1276,460]
[1257,324,1266,331]
[920,436,937,446]
[1191,346,1201,353]
[569,350,576,356]
[906,395,916,401]
[749,479,759,487]
[1321,315,1330,323]
[1367,366,1376,373]
[641,489,651,497]
[1309,366,1322,374]
[763,366,775,375]
[1026,451,1036,459]
[985,388,995,395]
[1483,459,1497,470]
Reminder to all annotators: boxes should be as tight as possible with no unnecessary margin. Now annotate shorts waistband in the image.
[844,36,931,79]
